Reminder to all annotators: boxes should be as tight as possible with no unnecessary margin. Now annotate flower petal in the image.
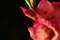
[38,0,54,13]
[51,2,60,20]
[20,7,36,20]
[36,0,54,20]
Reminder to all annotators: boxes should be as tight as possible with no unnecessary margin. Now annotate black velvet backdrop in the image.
[9,0,60,40]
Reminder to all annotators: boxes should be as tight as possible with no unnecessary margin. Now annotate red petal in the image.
[51,2,60,20]
[37,0,54,13]
[36,0,54,20]
[20,7,36,20]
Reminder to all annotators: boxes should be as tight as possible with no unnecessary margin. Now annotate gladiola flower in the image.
[20,0,60,40]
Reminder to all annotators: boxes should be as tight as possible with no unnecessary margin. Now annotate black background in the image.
[8,0,60,40]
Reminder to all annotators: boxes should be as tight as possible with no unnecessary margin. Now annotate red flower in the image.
[20,0,60,40]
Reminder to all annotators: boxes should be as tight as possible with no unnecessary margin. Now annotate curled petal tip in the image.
[20,6,27,12]
[20,6,36,20]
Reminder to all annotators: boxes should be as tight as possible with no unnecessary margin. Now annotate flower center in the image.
[45,27,55,39]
